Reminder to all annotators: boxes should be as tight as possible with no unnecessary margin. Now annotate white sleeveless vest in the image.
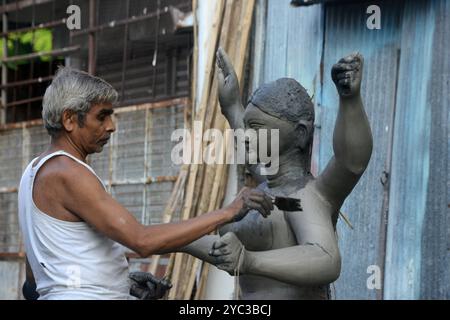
[18,150,131,300]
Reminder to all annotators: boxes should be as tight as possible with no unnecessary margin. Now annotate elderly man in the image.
[18,67,272,300]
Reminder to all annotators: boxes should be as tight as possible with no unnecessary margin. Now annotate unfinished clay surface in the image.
[182,48,373,299]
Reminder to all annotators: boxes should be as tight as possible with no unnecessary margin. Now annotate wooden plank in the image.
[148,166,188,274]
[168,0,226,299]
[184,0,256,299]
[177,0,237,298]
[0,252,25,260]
[169,0,256,299]
[195,0,237,219]
[194,263,210,299]
[183,256,200,299]
[191,0,199,121]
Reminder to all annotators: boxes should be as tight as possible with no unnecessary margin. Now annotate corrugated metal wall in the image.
[254,0,449,299]
[258,0,324,174]
[384,0,450,299]
[320,1,404,300]
[419,0,450,299]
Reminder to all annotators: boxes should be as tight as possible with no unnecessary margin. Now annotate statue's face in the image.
[243,103,299,159]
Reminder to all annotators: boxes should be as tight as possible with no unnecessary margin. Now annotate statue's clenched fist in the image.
[331,52,364,98]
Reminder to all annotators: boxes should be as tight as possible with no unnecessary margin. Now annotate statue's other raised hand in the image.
[217,47,241,111]
[331,52,364,98]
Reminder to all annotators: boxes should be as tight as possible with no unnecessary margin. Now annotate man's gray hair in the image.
[42,66,118,137]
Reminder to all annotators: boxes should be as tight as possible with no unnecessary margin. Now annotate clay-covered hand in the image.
[216,47,241,112]
[209,232,246,275]
[129,271,172,300]
[331,52,364,98]
[227,187,274,222]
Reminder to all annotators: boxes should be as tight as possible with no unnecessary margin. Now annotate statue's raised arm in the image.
[216,47,245,130]
[314,53,373,210]
[216,47,264,182]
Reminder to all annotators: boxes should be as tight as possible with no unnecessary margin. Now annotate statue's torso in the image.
[221,180,336,300]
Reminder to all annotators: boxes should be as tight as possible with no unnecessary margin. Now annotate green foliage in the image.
[0,29,53,69]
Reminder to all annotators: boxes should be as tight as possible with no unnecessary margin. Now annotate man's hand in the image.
[331,52,364,98]
[129,271,172,300]
[227,187,274,222]
[209,232,246,275]
[217,47,241,112]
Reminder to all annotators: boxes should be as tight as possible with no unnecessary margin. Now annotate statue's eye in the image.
[248,121,264,129]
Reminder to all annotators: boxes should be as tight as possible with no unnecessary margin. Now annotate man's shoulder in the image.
[35,154,94,185]
[35,155,106,208]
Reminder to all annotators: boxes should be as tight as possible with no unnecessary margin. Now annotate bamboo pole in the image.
[190,0,199,125]
[168,0,256,299]
[180,0,225,233]
[148,166,188,274]
[168,0,226,299]
[194,262,210,299]
[195,0,256,300]
[194,0,237,223]
[179,0,240,298]
[183,0,256,300]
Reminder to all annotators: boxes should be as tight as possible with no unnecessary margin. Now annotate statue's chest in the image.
[230,207,297,251]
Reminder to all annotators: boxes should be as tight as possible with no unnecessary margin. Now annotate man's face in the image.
[70,102,116,154]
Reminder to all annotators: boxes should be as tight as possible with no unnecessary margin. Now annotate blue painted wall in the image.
[385,0,450,299]
[254,0,449,299]
[320,1,403,300]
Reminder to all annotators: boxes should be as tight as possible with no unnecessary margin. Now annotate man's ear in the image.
[296,119,313,150]
[62,109,77,132]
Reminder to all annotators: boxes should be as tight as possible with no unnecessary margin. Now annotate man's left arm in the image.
[314,52,373,210]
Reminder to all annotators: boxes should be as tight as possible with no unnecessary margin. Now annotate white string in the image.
[233,245,245,300]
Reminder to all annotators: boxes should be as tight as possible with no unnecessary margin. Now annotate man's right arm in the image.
[59,161,272,258]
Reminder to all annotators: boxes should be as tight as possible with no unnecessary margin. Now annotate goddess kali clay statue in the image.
[180,48,373,299]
